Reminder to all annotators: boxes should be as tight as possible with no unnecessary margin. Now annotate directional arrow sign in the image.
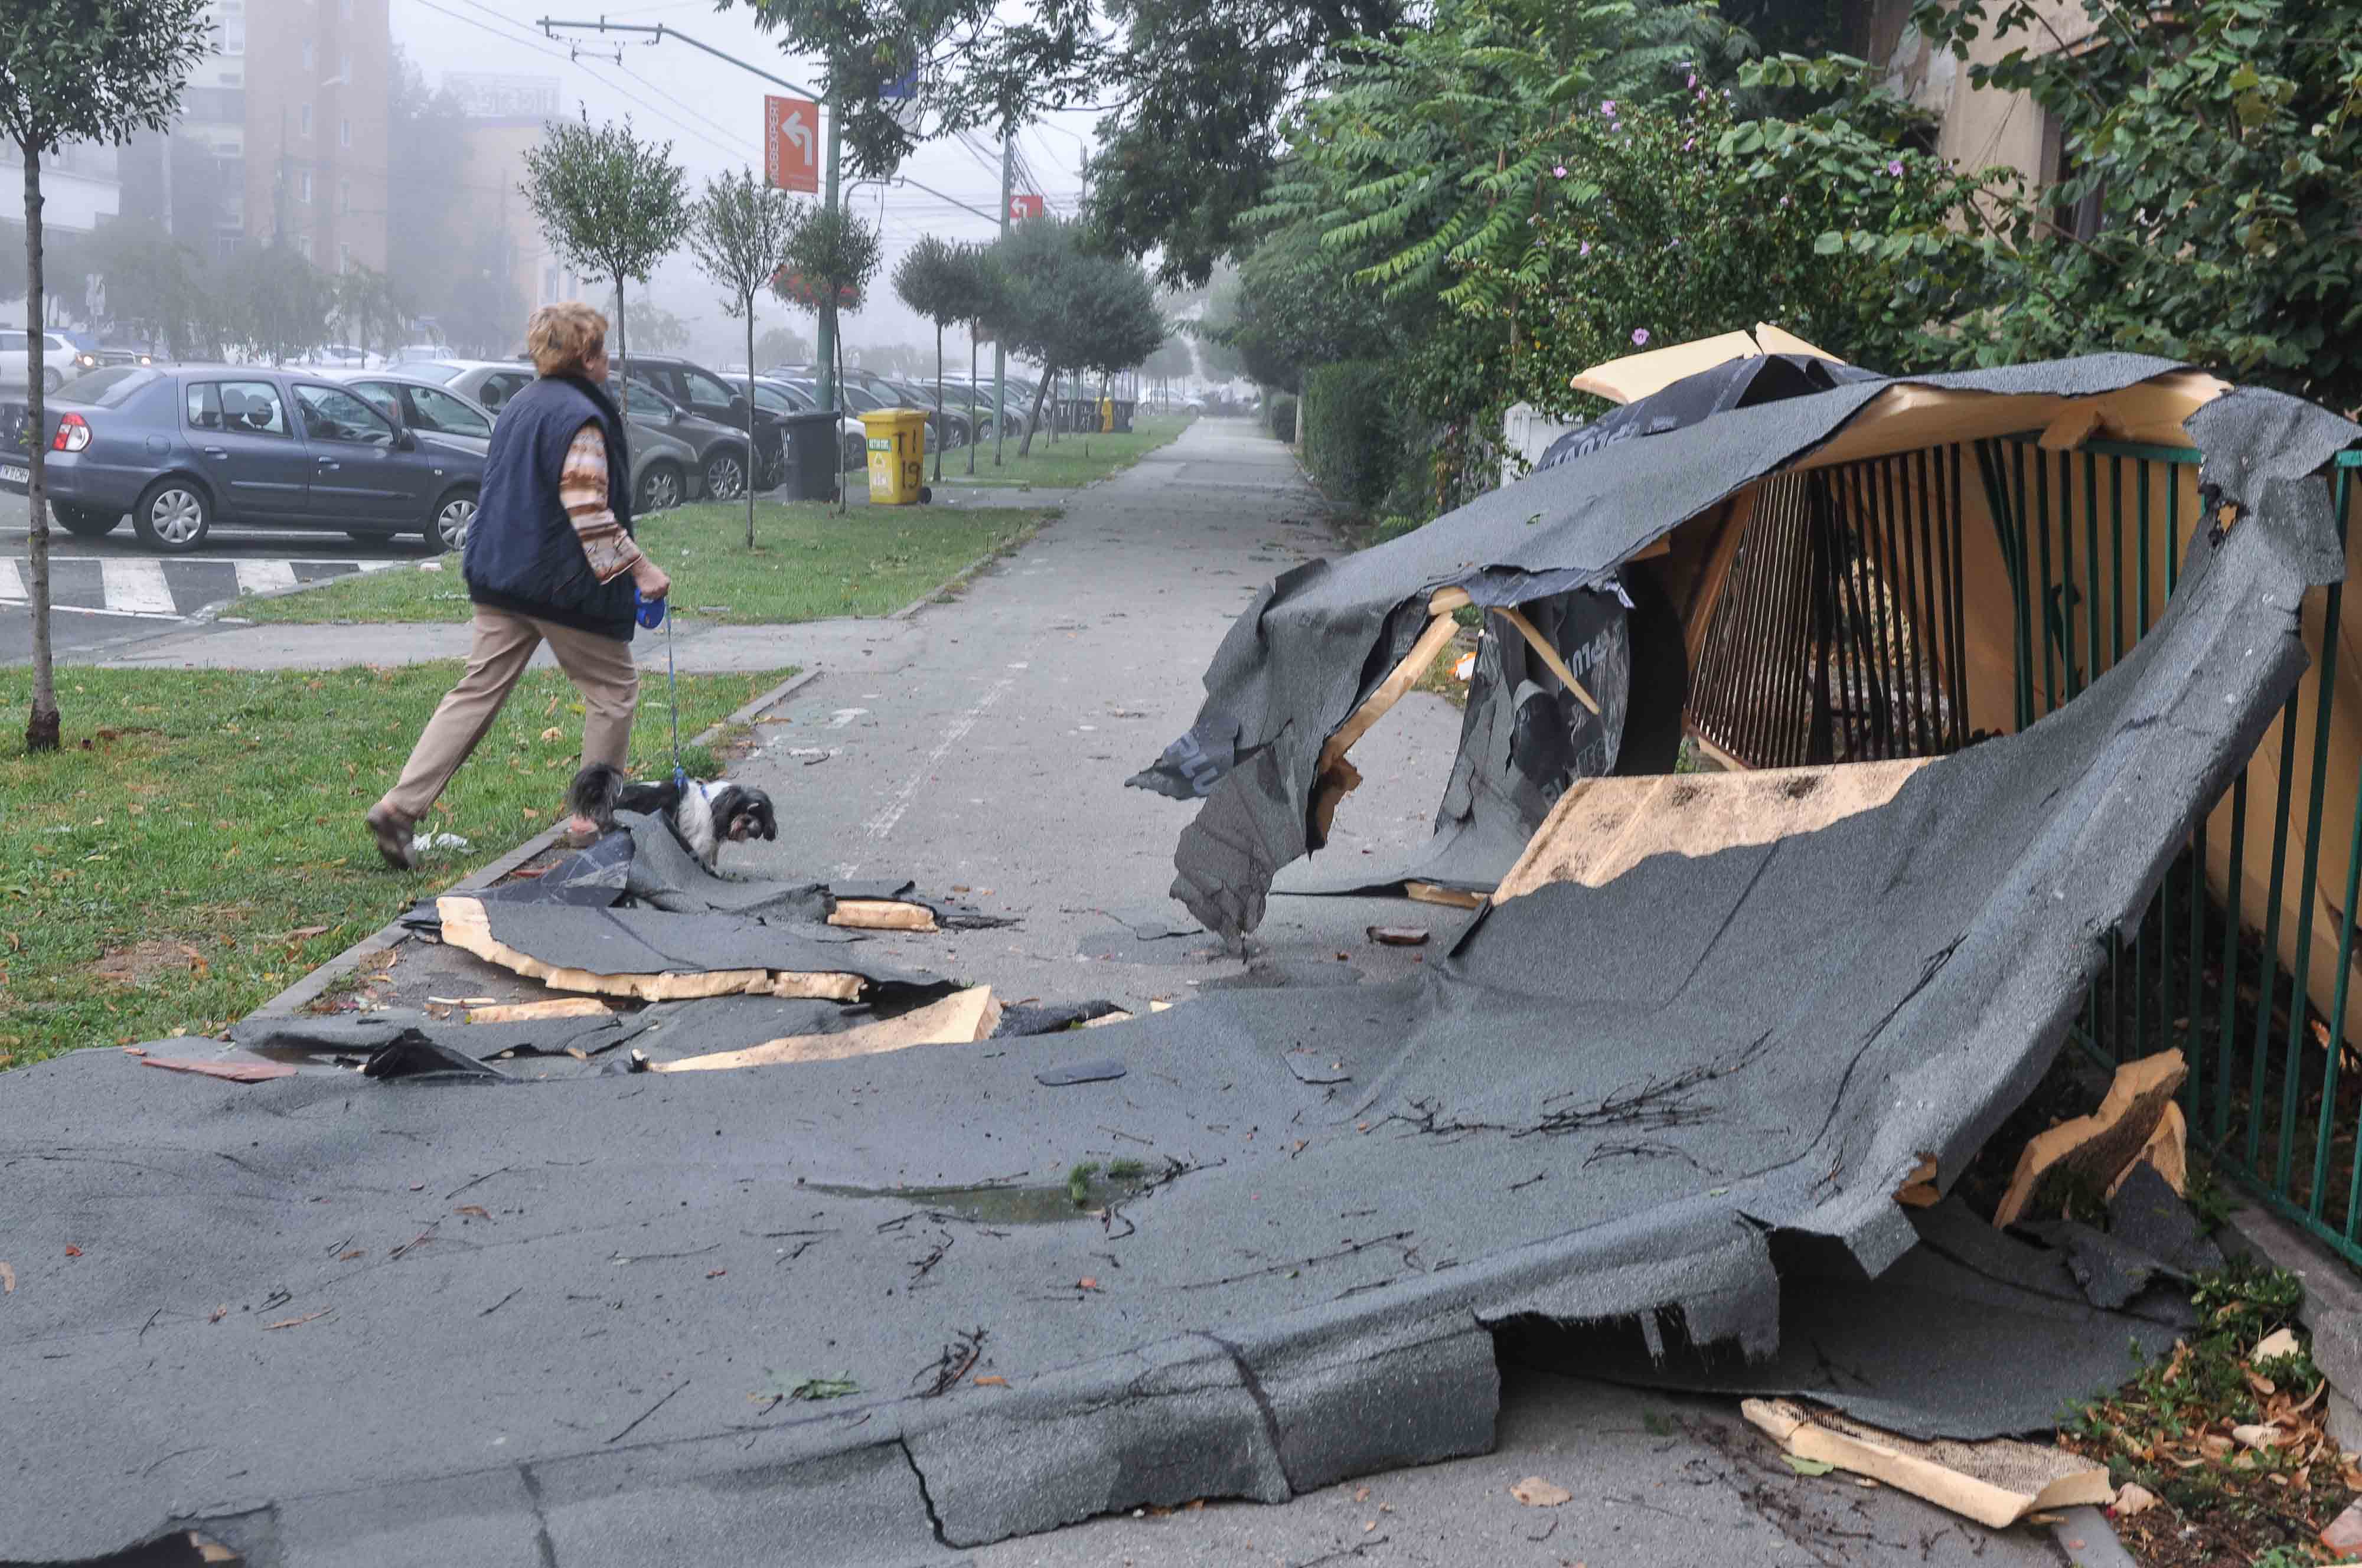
[1009,193,1045,220]
[765,94,820,194]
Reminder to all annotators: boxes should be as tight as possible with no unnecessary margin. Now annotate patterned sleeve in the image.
[560,421,643,584]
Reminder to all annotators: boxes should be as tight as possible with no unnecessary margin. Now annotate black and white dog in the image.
[569,762,778,871]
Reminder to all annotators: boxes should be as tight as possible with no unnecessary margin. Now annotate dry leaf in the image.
[540,726,565,742]
[63,1244,81,1257]
[2113,1483,2159,1517]
[973,1374,1008,1387]
[0,1260,12,1293]
[454,1205,490,1219]
[208,1305,228,1323]
[2256,1327,2303,1362]
[2233,1423,2285,1449]
[707,1269,727,1279]
[1354,1487,1371,1503]
[1078,1276,1100,1291]
[338,1250,364,1261]
[1510,1476,1572,1508]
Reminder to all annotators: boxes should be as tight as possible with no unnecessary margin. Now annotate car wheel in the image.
[132,477,210,553]
[637,460,684,514]
[42,368,60,394]
[703,449,746,502]
[53,503,121,538]
[430,488,477,552]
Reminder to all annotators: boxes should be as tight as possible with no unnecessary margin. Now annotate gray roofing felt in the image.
[4,370,2354,1564]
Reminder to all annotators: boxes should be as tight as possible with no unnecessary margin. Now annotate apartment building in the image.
[121,0,392,273]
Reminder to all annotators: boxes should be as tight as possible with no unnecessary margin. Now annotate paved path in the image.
[703,419,2087,1567]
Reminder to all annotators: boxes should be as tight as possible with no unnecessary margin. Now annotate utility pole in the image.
[536,17,844,411]
[994,126,1010,468]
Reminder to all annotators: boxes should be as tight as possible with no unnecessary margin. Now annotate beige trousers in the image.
[378,605,639,823]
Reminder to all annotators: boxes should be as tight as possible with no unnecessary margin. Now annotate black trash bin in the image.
[1056,396,1098,433]
[776,410,843,501]
[1110,400,1137,433]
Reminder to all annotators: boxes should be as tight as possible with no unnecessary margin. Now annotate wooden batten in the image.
[651,986,1001,1072]
[435,895,866,1004]
[829,899,941,933]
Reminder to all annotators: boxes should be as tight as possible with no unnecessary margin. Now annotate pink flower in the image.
[1579,241,1591,257]
[1683,137,1695,151]
[1600,100,1617,116]
[1631,328,1650,347]
[1686,72,1697,88]
[1552,164,1567,178]
[1886,159,1904,177]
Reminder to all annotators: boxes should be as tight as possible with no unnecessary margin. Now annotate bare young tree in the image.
[0,0,211,752]
[687,168,801,547]
[521,113,689,417]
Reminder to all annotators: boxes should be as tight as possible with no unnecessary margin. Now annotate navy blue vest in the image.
[464,373,637,640]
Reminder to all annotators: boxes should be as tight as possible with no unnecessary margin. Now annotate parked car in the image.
[0,329,95,392]
[0,364,485,553]
[609,374,765,502]
[298,344,385,370]
[396,359,707,514]
[611,353,791,493]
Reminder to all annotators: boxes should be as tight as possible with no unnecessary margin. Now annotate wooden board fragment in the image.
[2106,1101,2188,1199]
[1570,329,1762,404]
[1405,881,1487,909]
[465,997,614,1024]
[436,896,865,1004]
[1493,759,1932,904]
[142,1056,297,1083]
[652,986,1000,1073]
[1894,1154,1942,1208]
[828,899,941,933]
[1490,606,1603,716]
[1744,1399,2112,1528]
[1993,1049,2185,1227]
[1751,323,1845,363]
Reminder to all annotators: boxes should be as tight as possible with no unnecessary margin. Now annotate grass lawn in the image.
[236,497,1050,626]
[0,662,788,1070]
[935,412,1193,489]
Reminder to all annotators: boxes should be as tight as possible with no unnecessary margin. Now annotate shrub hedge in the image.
[1267,393,1299,443]
[1299,361,1394,510]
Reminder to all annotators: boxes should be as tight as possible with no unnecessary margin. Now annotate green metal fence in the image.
[1976,435,2362,1265]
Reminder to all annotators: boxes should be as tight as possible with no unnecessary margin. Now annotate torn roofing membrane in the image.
[5,368,2355,1563]
[1130,354,2314,940]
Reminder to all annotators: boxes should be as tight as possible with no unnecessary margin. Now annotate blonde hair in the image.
[526,301,608,377]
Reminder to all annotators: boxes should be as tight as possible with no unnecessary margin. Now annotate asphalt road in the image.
[0,490,426,664]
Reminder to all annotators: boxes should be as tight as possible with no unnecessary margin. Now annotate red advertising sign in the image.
[1009,193,1045,221]
[765,94,820,194]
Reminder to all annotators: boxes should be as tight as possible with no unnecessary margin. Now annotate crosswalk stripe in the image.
[0,556,21,602]
[235,560,299,595]
[99,558,176,615]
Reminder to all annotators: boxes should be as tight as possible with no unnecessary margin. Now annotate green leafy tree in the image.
[521,114,690,414]
[87,217,216,358]
[1896,0,2362,407]
[892,234,991,480]
[775,201,883,453]
[227,239,336,366]
[0,0,211,751]
[332,264,410,359]
[687,168,802,544]
[988,216,1164,453]
[756,324,813,365]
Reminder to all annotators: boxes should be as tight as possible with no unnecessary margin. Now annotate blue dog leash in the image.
[634,587,685,795]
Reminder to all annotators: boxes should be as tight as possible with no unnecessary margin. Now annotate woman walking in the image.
[365,302,670,869]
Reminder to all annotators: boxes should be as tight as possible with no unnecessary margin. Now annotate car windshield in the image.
[403,362,465,385]
[67,367,161,407]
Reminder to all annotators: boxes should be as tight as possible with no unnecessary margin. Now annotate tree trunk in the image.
[745,298,758,548]
[833,312,849,516]
[612,277,630,417]
[932,321,944,485]
[1019,365,1055,458]
[23,144,57,753]
[965,334,977,478]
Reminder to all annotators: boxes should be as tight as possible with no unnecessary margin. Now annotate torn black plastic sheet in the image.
[1138,355,2335,941]
[6,452,2346,1560]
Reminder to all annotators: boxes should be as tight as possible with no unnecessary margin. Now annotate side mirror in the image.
[670,406,685,425]
[393,428,417,452]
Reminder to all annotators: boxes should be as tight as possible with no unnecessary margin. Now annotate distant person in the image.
[366,301,669,870]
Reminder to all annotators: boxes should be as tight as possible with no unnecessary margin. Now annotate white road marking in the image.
[354,559,402,573]
[0,556,21,602]
[861,675,1016,845]
[234,560,299,595]
[99,558,175,615]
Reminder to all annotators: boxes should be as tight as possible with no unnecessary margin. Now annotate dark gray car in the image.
[0,364,485,553]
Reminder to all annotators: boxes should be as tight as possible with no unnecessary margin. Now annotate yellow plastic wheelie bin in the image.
[861,409,932,505]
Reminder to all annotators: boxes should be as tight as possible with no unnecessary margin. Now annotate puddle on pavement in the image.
[811,1168,1154,1225]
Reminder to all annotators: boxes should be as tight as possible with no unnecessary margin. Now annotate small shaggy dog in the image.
[567,762,778,870]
